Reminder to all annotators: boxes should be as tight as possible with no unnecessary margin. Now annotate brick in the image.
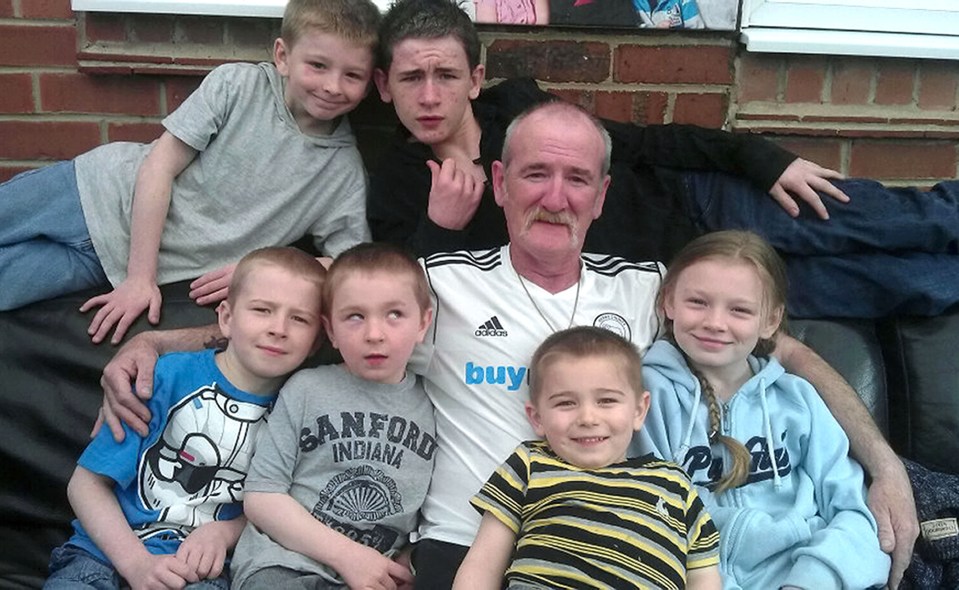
[772,138,843,172]
[40,73,162,116]
[548,88,589,109]
[175,16,225,45]
[107,122,164,143]
[129,14,175,44]
[83,13,128,44]
[918,61,959,111]
[0,121,101,160]
[0,24,77,67]
[0,74,35,113]
[0,165,35,184]
[486,40,611,83]
[672,92,727,128]
[737,54,780,103]
[784,63,825,104]
[165,76,204,113]
[830,62,873,105]
[615,45,733,85]
[849,140,956,179]
[875,61,916,106]
[638,91,668,125]
[228,17,279,49]
[594,91,633,123]
[21,0,73,19]
[0,1,13,18]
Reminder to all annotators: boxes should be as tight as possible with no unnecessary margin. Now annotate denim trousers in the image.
[682,171,959,318]
[0,161,108,310]
[43,544,230,589]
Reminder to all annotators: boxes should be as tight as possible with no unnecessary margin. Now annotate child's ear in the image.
[321,316,338,350]
[416,307,434,344]
[524,401,547,438]
[761,305,785,339]
[633,390,651,431]
[662,291,676,321]
[216,300,233,339]
[273,38,290,76]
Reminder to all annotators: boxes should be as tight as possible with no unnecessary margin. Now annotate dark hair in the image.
[528,326,643,404]
[378,0,481,72]
[322,242,430,316]
[659,230,788,492]
[281,0,381,49]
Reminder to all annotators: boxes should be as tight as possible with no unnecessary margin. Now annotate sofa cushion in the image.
[0,281,216,589]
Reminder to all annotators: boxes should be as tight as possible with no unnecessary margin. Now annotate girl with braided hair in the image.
[633,230,889,589]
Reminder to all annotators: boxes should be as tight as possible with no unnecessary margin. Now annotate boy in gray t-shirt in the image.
[0,0,378,345]
[231,243,436,590]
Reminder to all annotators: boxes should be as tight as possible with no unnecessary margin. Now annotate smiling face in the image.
[526,353,649,469]
[216,263,323,394]
[323,269,432,384]
[274,29,374,135]
[492,106,610,264]
[664,257,782,384]
[374,35,484,148]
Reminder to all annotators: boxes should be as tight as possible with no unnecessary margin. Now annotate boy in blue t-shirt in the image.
[44,247,326,589]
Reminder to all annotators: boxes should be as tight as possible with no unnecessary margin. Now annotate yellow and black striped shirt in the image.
[471,440,719,589]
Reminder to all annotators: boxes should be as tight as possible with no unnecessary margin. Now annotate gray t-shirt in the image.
[74,62,370,286]
[230,365,436,588]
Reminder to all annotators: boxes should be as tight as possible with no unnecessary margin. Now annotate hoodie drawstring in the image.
[758,377,782,490]
[675,381,702,465]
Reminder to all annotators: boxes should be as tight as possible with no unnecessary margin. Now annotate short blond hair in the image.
[229,247,326,306]
[281,0,381,50]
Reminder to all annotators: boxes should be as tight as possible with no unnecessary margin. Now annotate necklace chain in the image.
[516,267,582,333]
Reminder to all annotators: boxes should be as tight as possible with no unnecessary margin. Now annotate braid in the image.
[687,362,751,493]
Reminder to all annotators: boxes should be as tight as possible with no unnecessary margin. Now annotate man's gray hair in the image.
[501,101,613,176]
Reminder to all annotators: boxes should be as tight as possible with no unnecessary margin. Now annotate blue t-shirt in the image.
[65,349,277,563]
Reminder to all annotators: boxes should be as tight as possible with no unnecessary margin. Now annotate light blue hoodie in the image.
[632,340,889,589]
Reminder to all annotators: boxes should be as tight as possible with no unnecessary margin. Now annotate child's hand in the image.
[189,263,236,306]
[123,552,197,590]
[80,277,162,345]
[176,520,241,580]
[334,543,414,590]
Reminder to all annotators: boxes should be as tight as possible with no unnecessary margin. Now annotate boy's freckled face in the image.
[525,355,649,469]
[274,29,374,135]
[324,270,432,384]
[216,264,323,394]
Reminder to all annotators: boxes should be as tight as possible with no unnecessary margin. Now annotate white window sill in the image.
[740,28,959,61]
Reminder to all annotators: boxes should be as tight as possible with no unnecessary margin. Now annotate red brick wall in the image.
[1,1,957,186]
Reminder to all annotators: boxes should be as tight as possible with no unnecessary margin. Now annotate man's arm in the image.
[773,334,918,590]
[67,466,198,588]
[80,132,198,345]
[452,512,515,590]
[98,324,221,442]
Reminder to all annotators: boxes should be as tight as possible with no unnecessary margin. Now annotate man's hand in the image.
[80,278,162,345]
[426,158,485,230]
[95,332,160,442]
[867,463,919,590]
[189,263,236,306]
[768,158,849,220]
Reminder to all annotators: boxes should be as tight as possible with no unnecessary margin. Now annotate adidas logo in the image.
[475,316,508,337]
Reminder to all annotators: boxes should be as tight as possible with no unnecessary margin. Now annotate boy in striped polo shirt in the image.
[454,326,720,590]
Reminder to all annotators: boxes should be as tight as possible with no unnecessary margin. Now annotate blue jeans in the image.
[0,161,108,310]
[44,544,230,590]
[682,172,959,318]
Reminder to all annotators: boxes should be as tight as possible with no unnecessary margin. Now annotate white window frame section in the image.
[740,0,959,60]
[70,0,391,18]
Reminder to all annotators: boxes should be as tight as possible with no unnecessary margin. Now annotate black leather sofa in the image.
[2,281,958,588]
